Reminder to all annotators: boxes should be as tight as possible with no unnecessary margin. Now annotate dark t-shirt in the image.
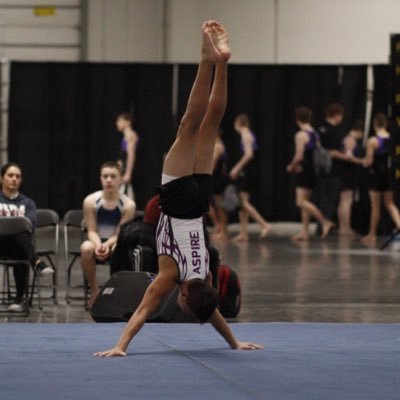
[0,192,37,229]
[318,121,345,176]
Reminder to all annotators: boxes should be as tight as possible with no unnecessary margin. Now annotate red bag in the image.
[218,264,241,318]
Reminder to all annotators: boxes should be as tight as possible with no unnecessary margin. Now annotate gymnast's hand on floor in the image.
[234,341,264,350]
[93,348,127,357]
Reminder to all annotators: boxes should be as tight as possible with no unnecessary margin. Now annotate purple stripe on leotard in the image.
[156,214,188,280]
[375,136,390,156]
[120,138,128,153]
[305,130,318,150]
[240,131,258,153]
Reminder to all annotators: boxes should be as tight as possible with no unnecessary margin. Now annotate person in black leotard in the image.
[362,113,400,244]
[287,107,335,241]
[94,21,263,357]
[336,121,364,236]
[116,112,139,199]
[229,114,271,242]
[209,130,229,240]
[316,103,345,227]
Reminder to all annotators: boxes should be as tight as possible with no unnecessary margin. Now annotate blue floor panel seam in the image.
[152,337,263,400]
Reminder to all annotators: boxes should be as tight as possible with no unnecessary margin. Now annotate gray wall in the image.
[0,0,398,63]
[87,0,400,64]
[0,0,82,163]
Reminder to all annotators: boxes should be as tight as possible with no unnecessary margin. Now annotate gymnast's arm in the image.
[122,133,138,183]
[94,267,176,357]
[209,309,263,350]
[287,131,307,173]
[229,132,254,179]
[363,137,377,167]
[206,273,263,351]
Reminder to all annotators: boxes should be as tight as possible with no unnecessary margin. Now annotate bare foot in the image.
[321,221,335,240]
[201,22,223,63]
[209,20,231,61]
[361,234,377,244]
[220,230,229,240]
[211,232,220,240]
[88,288,99,310]
[231,234,248,243]
[212,232,228,241]
[259,224,271,240]
[291,232,310,242]
[338,229,356,237]
[211,228,221,238]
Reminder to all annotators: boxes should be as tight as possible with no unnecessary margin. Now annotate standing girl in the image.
[210,131,229,240]
[116,112,139,199]
[336,121,364,236]
[229,114,271,241]
[287,107,335,240]
[362,113,400,243]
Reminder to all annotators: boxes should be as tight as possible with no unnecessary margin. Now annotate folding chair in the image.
[33,209,60,304]
[0,216,35,316]
[63,209,84,304]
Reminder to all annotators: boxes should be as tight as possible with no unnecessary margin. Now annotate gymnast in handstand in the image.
[94,20,263,357]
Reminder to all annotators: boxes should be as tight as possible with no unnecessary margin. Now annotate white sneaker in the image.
[36,260,54,276]
[40,266,54,276]
[8,302,25,312]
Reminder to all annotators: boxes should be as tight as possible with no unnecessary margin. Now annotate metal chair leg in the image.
[29,268,43,310]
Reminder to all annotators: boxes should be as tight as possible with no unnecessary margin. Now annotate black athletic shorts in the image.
[159,174,212,219]
[212,174,227,195]
[234,170,255,193]
[338,165,357,191]
[368,171,392,192]
[294,169,317,190]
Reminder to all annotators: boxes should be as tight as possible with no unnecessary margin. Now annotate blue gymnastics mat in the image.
[0,323,399,400]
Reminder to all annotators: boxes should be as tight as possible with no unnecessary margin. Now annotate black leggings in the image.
[0,233,34,299]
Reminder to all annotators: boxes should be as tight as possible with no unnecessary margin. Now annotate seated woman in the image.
[0,162,53,312]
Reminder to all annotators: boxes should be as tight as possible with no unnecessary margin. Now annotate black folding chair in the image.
[33,209,60,304]
[63,209,85,304]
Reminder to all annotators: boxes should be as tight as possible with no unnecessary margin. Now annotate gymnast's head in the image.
[325,103,344,126]
[99,161,123,192]
[1,162,22,194]
[234,113,250,132]
[373,113,388,131]
[116,112,133,132]
[295,106,313,127]
[177,279,219,323]
[350,120,364,140]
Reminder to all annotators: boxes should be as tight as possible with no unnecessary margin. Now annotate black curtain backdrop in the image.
[9,62,391,222]
[9,62,173,215]
[177,64,367,221]
[372,65,391,122]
